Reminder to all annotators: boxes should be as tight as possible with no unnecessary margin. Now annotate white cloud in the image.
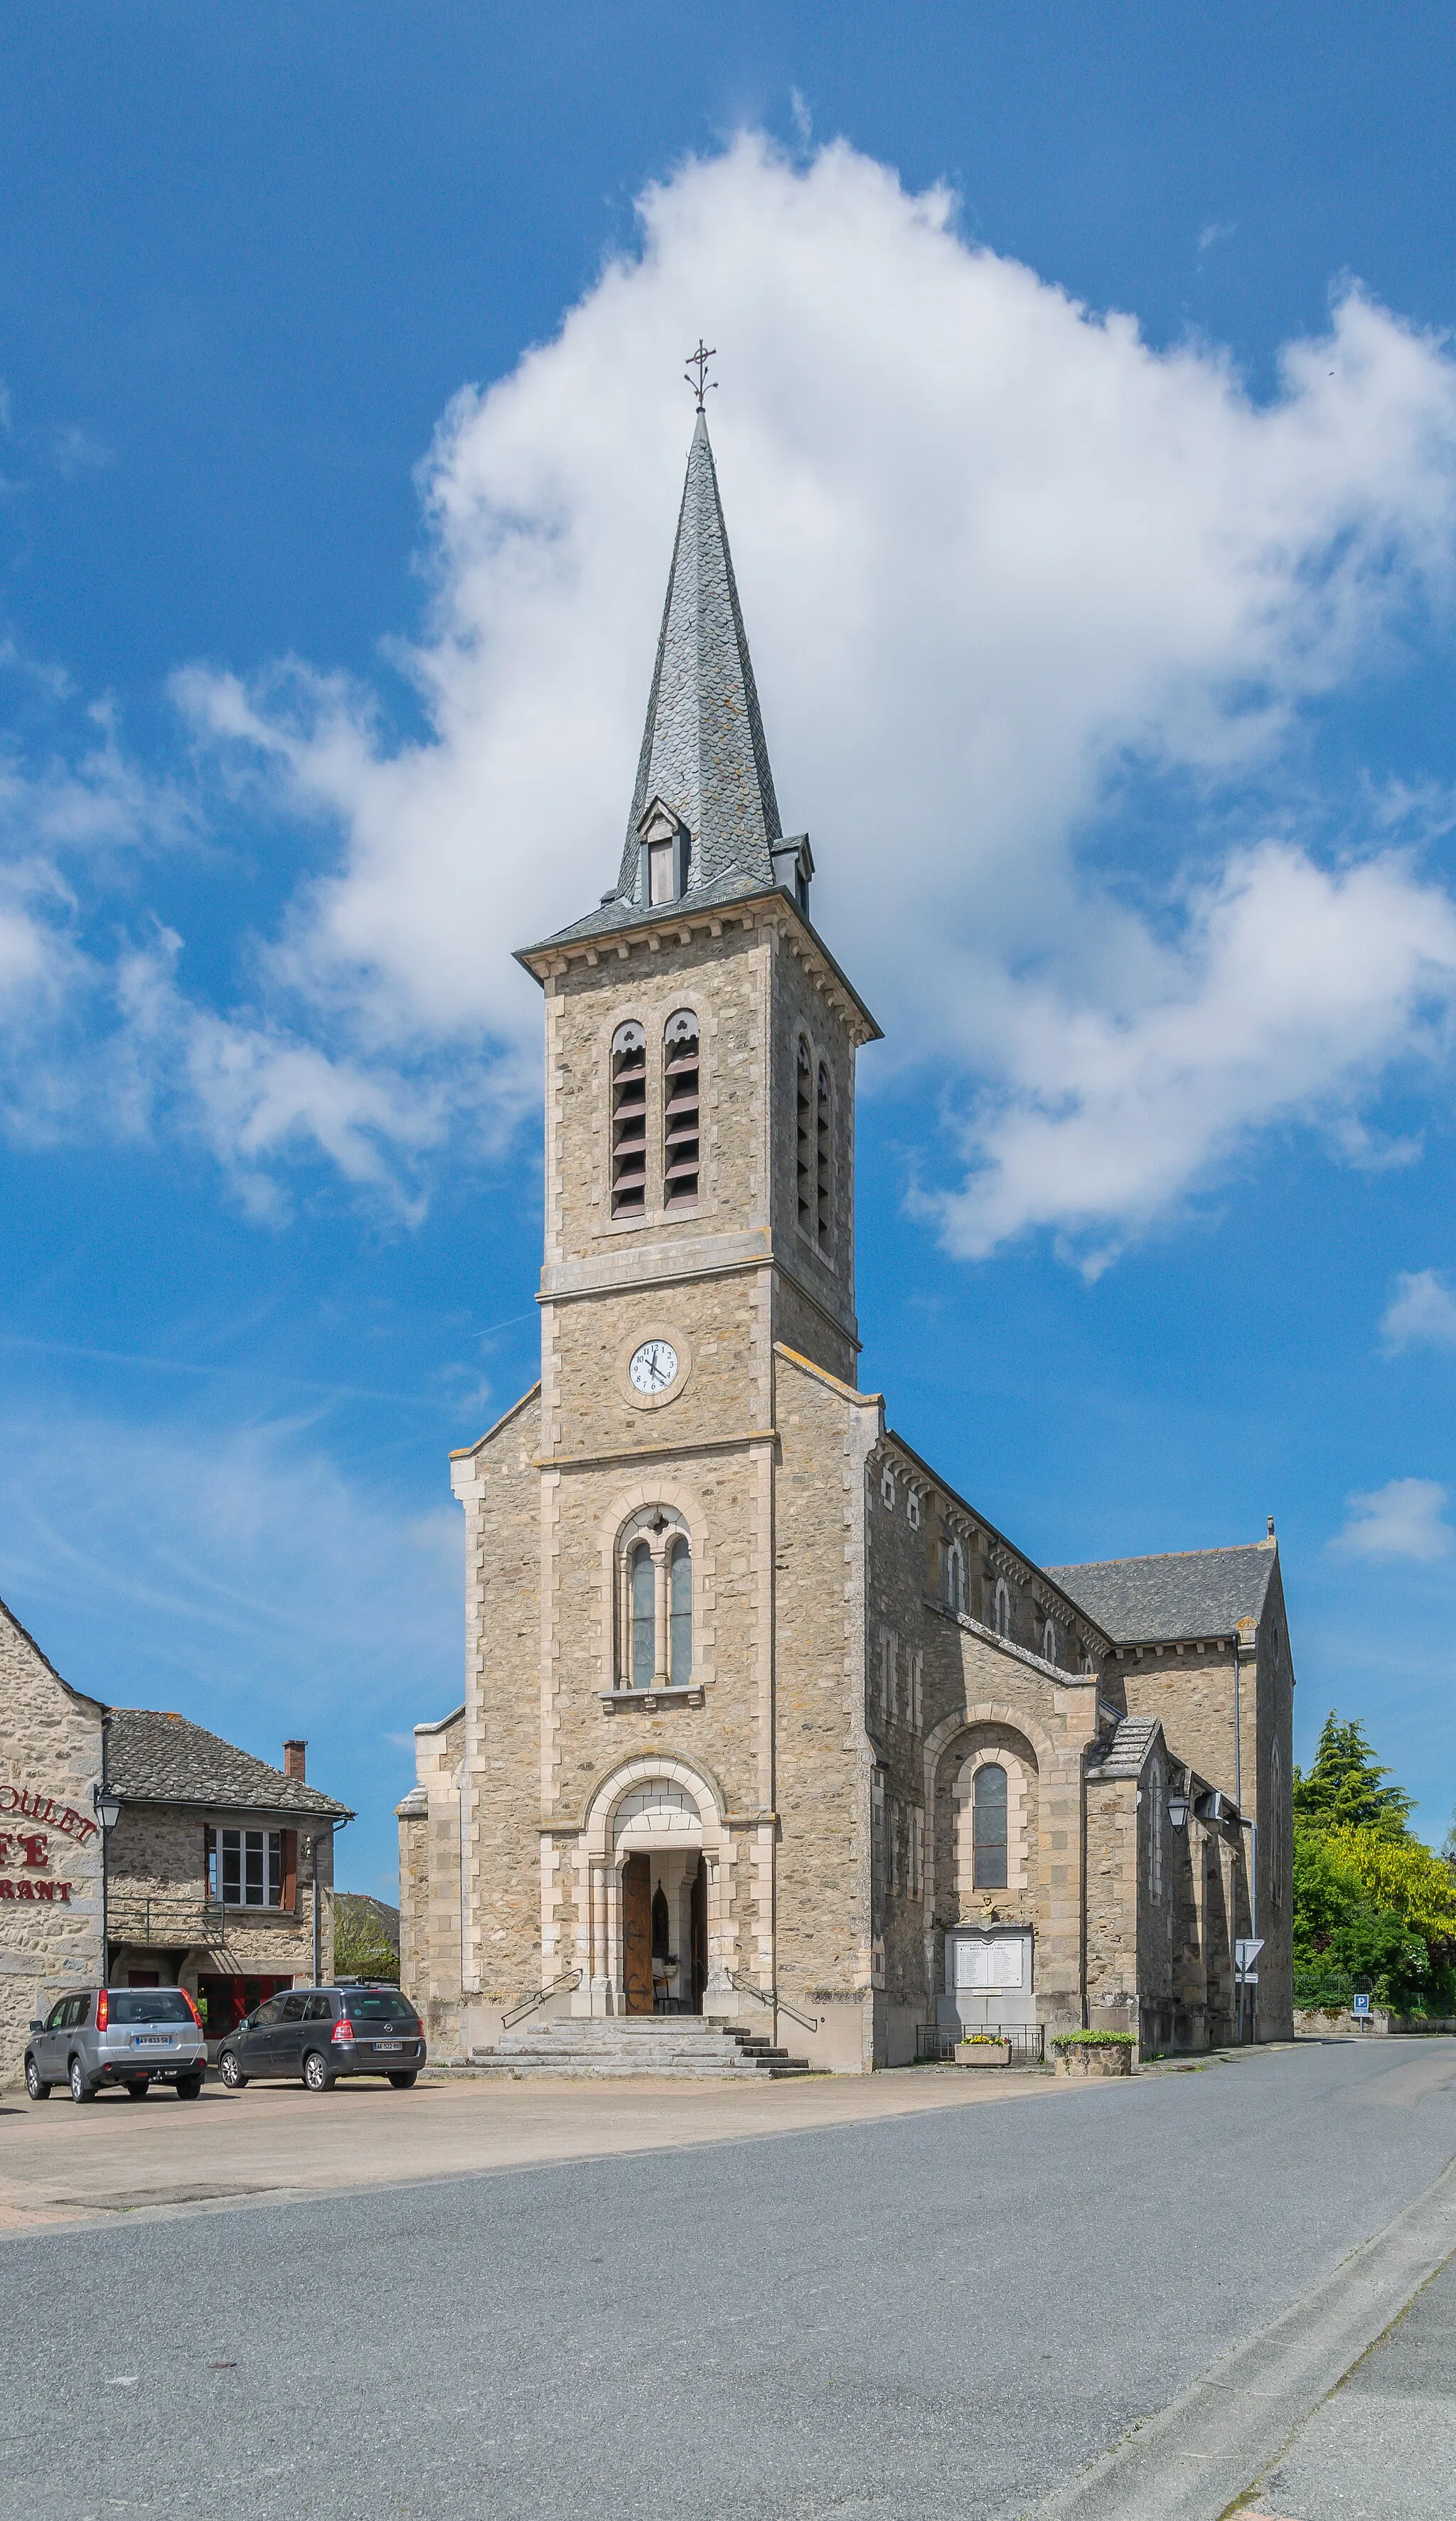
[1331,1477,1455,1563]
[1381,1268,1456,1354]
[11,134,1456,1248]
[168,134,1456,1251]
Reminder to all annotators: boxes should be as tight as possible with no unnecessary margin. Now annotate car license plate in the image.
[133,2035,173,2048]
[376,2040,402,2052]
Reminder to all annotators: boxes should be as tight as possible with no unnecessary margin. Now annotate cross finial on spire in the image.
[685,338,717,413]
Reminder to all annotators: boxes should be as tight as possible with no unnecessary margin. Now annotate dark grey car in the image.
[217,1984,425,2093]
[26,1986,207,2102]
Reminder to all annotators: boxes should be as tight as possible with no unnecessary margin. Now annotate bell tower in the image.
[516,410,879,1466]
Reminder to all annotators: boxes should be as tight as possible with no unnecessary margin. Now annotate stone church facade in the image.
[398,414,1296,2070]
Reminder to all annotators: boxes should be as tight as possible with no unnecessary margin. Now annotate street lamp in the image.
[93,1782,120,1982]
[1167,1788,1189,1831]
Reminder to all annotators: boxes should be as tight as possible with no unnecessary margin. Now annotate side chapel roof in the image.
[1084,1715,1163,1780]
[1045,1541,1277,1649]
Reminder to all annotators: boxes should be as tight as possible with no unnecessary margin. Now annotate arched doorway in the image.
[613,1779,706,2015]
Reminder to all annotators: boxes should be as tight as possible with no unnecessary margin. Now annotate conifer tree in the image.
[1292,1712,1415,1839]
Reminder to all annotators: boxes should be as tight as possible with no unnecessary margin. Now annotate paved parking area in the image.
[0,2057,1060,2231]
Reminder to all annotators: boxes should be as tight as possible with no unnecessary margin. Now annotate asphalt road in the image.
[3,2039,1455,2521]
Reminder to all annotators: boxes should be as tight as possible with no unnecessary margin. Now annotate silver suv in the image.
[26,1986,208,2102]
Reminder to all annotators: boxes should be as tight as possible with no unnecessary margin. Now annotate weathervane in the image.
[685,338,718,413]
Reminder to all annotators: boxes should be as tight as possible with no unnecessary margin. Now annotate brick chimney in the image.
[283,1739,307,1782]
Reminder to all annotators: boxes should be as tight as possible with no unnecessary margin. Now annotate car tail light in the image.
[183,1991,203,2030]
[331,2018,355,2044]
[97,1989,109,2032]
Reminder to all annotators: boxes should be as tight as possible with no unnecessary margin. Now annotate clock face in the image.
[628,1339,679,1396]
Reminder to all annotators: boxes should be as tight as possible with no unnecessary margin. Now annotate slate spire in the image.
[616,412,783,899]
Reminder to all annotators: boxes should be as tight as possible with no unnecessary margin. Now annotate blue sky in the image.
[4,3,1456,1894]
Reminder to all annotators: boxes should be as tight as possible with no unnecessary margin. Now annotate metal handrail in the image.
[105,1895,232,1944]
[105,1893,306,1947]
[501,1969,581,2031]
[726,1969,818,2037]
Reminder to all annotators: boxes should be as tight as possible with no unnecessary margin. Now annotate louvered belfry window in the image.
[663,1010,700,1209]
[796,1037,813,1232]
[610,1022,648,1217]
[815,1060,833,1250]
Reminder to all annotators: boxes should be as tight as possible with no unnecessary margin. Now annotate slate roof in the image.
[619,411,781,888]
[105,1709,352,1820]
[1044,1543,1277,1648]
[523,412,788,958]
[1085,1716,1162,1781]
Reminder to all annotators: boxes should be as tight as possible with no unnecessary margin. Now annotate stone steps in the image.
[463,2016,815,2079]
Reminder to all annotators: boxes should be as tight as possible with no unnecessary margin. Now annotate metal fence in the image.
[914,2022,1045,2065]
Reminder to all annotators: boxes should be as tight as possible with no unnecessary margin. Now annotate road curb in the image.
[1027,2148,1456,2521]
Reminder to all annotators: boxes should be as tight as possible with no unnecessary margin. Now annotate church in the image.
[397,411,1296,2072]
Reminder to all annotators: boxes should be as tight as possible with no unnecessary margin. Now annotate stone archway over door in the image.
[613,1777,703,2016]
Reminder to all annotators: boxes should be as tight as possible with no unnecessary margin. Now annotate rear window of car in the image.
[341,1992,419,2028]
[109,1991,196,2025]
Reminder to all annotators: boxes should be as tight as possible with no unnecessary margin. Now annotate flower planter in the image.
[1054,2043,1133,2078]
[955,2040,1012,2067]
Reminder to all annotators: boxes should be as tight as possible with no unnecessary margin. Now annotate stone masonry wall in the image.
[398,1704,466,2051]
[865,1444,1103,2060]
[1253,1561,1295,2038]
[547,924,771,1275]
[765,922,861,1366]
[0,1600,105,2087]
[1084,1776,1141,2034]
[451,1388,541,2048]
[772,1347,880,2072]
[107,1802,331,1989]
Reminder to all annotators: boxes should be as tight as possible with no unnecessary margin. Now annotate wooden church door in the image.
[621,1853,653,2013]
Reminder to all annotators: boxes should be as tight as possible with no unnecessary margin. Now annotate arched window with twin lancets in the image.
[663,1011,700,1209]
[796,1036,813,1233]
[973,1764,1009,1890]
[815,1060,833,1250]
[611,1022,647,1218]
[619,1507,693,1691]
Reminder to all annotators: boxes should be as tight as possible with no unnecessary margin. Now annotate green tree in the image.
[1292,1712,1415,1838]
[1292,1712,1456,2015]
[333,1894,400,1984]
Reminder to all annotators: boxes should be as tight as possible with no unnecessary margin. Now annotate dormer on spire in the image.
[616,412,783,905]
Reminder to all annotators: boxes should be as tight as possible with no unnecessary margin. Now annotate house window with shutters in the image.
[207,1826,293,1910]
